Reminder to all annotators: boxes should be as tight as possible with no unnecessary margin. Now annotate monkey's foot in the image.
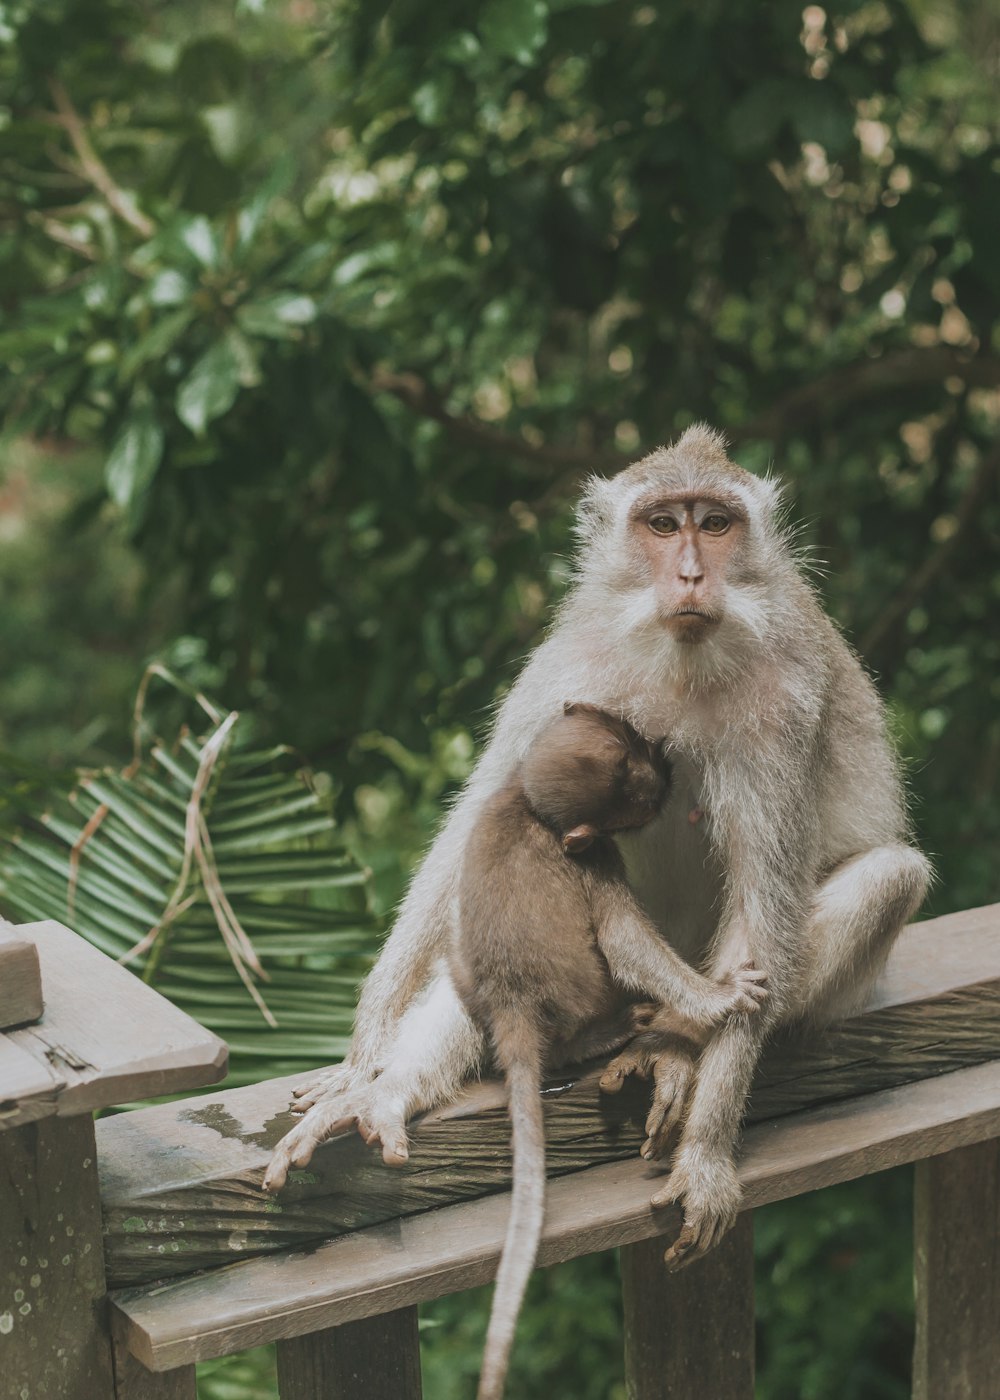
[289,1060,363,1111]
[641,1049,696,1159]
[262,1084,410,1193]
[651,1144,742,1270]
[598,1036,658,1093]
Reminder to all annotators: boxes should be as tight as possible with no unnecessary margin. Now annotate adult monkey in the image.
[265,425,930,1266]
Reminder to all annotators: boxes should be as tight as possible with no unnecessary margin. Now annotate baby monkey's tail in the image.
[477,1018,546,1400]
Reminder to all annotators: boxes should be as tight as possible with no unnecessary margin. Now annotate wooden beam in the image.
[276,1310,422,1400]
[913,1137,1000,1400]
[0,921,227,1130]
[1,1114,116,1398]
[110,1059,1000,1370]
[98,906,1000,1286]
[622,1215,754,1400]
[0,929,43,1030]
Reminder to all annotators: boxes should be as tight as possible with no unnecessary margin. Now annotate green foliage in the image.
[2,3,998,922]
[0,669,380,1086]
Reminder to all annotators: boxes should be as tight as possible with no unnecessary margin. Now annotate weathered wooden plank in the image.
[275,1310,422,1400]
[0,928,43,1030]
[98,905,1000,1285]
[1,1113,116,1398]
[913,1137,1000,1400]
[110,1059,1000,1370]
[622,1215,754,1399]
[1,921,227,1127]
[112,1339,196,1400]
[0,1032,63,1124]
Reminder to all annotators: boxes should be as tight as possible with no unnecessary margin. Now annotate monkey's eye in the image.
[647,514,679,536]
[701,513,730,534]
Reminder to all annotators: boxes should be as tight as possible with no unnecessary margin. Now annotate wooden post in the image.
[276,1308,423,1400]
[621,1213,754,1400]
[913,1137,1000,1400]
[111,1340,196,1400]
[0,1114,115,1399]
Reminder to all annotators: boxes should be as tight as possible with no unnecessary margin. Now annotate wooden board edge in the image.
[111,1060,1000,1371]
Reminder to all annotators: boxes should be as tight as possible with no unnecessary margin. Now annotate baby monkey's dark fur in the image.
[452,703,766,1400]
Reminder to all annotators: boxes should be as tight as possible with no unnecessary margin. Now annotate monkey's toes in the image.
[599,1046,652,1093]
[357,1116,410,1167]
[262,1153,289,1194]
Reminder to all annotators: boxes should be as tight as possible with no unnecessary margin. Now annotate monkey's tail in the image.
[477,1022,546,1400]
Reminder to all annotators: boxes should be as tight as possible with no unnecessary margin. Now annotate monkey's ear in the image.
[563,823,598,854]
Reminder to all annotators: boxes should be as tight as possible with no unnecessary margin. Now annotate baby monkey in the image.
[452,703,768,1400]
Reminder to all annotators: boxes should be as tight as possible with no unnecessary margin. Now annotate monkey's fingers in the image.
[262,1108,359,1193]
[640,1053,695,1159]
[357,1112,410,1167]
[291,1063,357,1109]
[664,1211,733,1271]
[599,1047,653,1094]
[662,1222,698,1269]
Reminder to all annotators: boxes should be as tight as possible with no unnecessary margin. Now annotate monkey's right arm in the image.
[591,879,768,1028]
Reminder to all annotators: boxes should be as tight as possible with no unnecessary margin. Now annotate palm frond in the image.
[0,667,381,1087]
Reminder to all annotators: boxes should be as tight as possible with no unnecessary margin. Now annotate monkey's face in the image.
[629,495,748,644]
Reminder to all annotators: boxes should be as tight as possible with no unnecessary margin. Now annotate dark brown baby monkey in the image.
[451,703,768,1400]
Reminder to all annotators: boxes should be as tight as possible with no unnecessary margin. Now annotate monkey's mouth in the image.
[668,608,717,623]
[663,607,719,641]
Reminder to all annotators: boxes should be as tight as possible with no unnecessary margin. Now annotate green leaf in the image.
[105,412,164,517]
[120,306,195,380]
[179,215,220,269]
[236,293,317,339]
[176,337,242,435]
[479,0,548,64]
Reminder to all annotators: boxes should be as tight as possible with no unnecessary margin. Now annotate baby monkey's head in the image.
[521,702,672,854]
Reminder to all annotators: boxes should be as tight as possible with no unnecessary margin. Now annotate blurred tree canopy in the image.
[1,1,998,1396]
[2,0,998,908]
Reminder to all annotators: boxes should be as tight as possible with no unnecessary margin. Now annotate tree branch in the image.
[731,348,1000,446]
[46,77,156,240]
[368,368,623,473]
[369,349,1000,488]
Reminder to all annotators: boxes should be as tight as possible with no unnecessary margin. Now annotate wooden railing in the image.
[3,909,1000,1399]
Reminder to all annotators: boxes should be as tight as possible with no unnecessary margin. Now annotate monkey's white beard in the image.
[578,581,778,701]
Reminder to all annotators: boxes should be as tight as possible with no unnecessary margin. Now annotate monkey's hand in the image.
[651,1142,742,1270]
[707,961,769,1021]
[263,1081,410,1194]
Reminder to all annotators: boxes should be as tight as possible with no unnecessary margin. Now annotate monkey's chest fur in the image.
[451,790,627,1056]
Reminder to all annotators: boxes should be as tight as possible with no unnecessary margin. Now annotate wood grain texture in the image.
[112,1339,196,1400]
[622,1215,754,1400]
[0,1113,116,1398]
[110,1059,1000,1370]
[98,905,1000,1286]
[0,920,227,1131]
[276,1310,422,1400]
[0,930,43,1030]
[913,1137,1000,1400]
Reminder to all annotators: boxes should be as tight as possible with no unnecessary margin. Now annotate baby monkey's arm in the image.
[591,879,768,1029]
